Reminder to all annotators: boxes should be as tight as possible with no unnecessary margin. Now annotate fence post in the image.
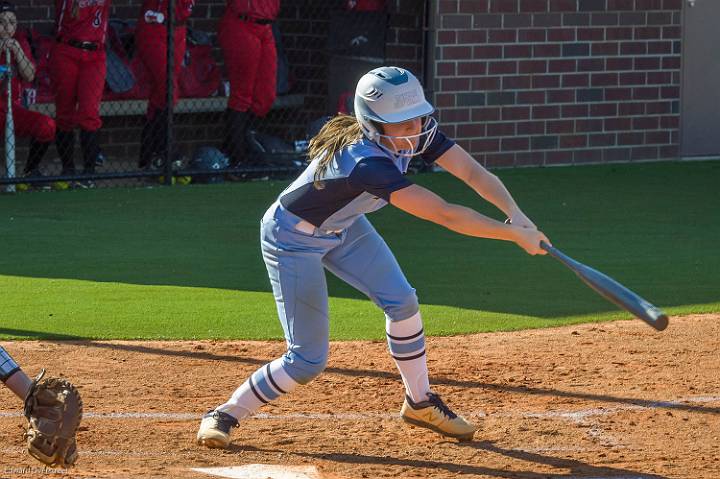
[164,0,176,185]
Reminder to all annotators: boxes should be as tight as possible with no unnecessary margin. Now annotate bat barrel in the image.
[540,241,669,331]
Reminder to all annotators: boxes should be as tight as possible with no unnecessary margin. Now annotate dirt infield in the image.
[1,314,719,479]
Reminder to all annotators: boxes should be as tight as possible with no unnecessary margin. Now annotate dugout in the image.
[2,1,709,189]
[1,0,427,188]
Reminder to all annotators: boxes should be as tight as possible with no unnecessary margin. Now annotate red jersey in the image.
[55,0,111,44]
[226,0,279,20]
[0,38,34,106]
[141,0,195,24]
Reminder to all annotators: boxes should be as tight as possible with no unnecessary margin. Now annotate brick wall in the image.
[432,0,681,168]
[387,1,427,76]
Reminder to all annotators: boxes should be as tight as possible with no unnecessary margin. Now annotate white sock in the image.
[217,357,299,420]
[386,312,430,403]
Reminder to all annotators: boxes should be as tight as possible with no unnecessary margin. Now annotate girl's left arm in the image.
[434,144,537,229]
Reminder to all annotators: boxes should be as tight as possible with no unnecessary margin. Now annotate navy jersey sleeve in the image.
[348,157,413,201]
[420,129,456,165]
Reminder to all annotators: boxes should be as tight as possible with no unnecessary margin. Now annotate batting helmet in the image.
[354,66,437,158]
[189,146,229,184]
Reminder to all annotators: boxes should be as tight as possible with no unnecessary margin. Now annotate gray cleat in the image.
[196,410,239,449]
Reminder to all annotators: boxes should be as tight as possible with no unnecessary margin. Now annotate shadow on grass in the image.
[2,328,717,416]
[1,162,718,319]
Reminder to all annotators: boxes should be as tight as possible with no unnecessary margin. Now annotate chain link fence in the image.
[1,0,425,192]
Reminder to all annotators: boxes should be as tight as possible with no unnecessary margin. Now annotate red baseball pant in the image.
[219,17,277,116]
[136,24,187,119]
[49,42,106,132]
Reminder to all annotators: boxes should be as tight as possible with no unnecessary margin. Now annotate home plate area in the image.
[0,314,718,478]
[193,464,323,479]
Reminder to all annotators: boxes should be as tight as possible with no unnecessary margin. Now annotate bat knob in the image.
[653,314,669,331]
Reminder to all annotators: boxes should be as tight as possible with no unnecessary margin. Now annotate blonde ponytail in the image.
[307,114,364,187]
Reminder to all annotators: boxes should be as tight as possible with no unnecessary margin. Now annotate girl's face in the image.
[379,117,423,152]
[0,12,17,40]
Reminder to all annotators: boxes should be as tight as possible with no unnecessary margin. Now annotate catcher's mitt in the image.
[23,370,83,468]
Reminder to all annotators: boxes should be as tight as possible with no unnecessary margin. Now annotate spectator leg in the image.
[55,130,76,175]
[149,109,169,168]
[79,130,102,175]
[139,118,153,169]
[222,108,249,167]
[24,140,51,174]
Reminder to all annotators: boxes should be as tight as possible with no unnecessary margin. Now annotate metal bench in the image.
[29,93,306,116]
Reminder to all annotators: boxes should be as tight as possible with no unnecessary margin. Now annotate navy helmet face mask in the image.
[354,66,438,159]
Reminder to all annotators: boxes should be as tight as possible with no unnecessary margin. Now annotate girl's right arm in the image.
[390,184,550,255]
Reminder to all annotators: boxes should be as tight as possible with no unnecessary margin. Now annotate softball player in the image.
[0,2,56,181]
[197,66,550,447]
[136,0,194,170]
[50,0,111,187]
[218,0,279,168]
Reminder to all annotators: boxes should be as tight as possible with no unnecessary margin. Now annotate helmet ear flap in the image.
[360,119,380,141]
[367,120,381,140]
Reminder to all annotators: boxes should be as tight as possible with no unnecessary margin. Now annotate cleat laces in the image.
[209,410,239,432]
[426,393,457,420]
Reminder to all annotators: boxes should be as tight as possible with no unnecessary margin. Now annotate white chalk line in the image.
[0,444,589,459]
[0,395,716,422]
[0,446,200,458]
[1,395,716,458]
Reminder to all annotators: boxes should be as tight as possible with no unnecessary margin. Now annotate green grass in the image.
[1,160,718,340]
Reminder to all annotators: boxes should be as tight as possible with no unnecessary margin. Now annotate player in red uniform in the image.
[50,0,111,188]
[219,0,279,169]
[136,0,194,170]
[0,2,55,187]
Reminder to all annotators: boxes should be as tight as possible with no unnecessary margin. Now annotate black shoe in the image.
[80,130,103,172]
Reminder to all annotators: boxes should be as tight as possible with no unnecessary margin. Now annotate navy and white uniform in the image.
[257,131,454,387]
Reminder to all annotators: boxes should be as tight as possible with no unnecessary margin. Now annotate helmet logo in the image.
[393,89,420,109]
[362,87,383,101]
